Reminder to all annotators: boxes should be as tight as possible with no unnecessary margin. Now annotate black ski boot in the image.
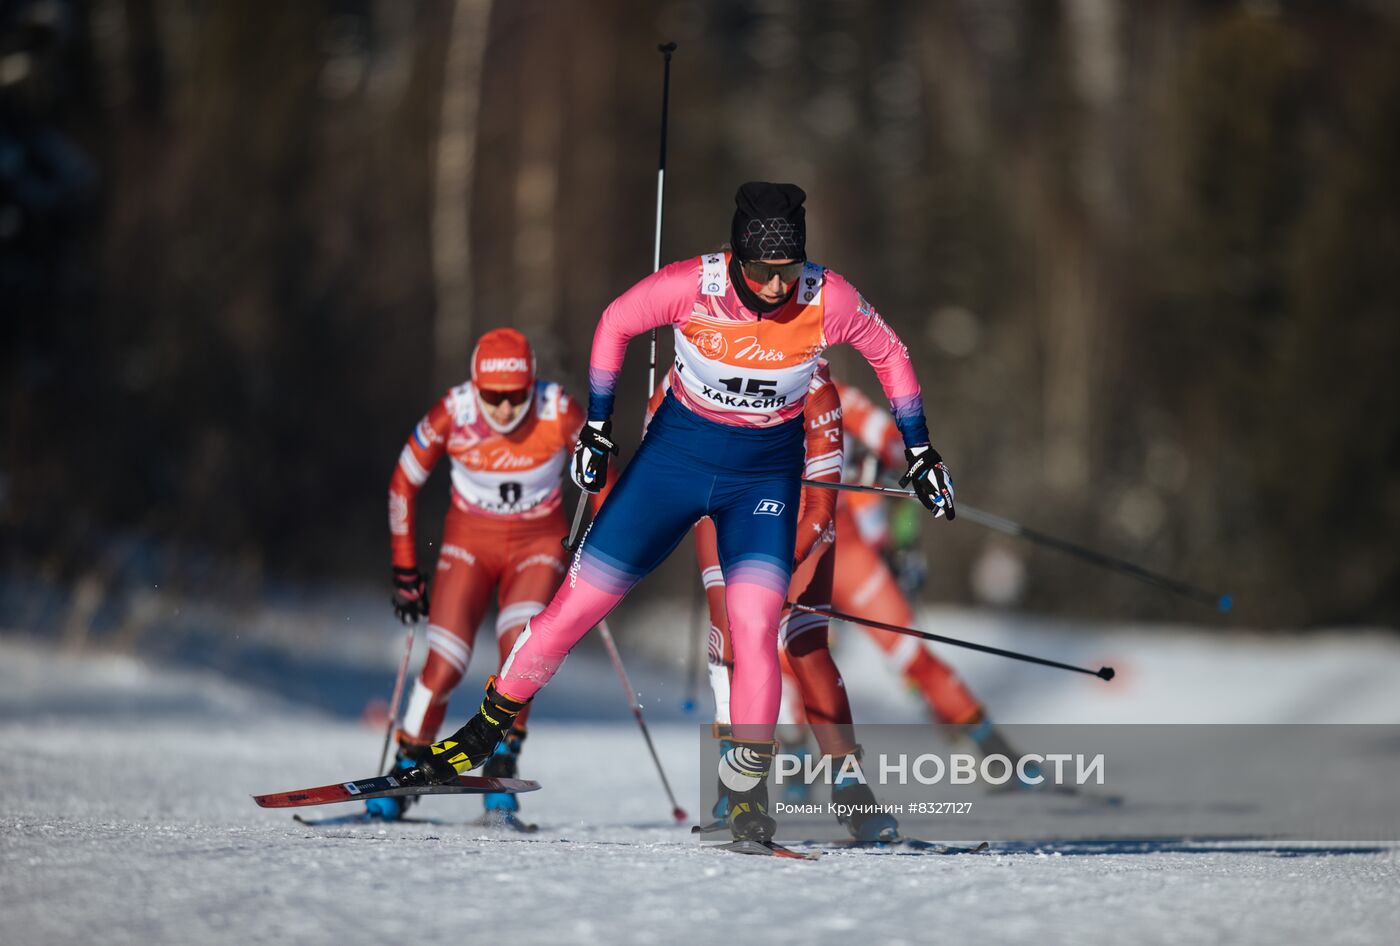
[396,678,530,787]
[709,725,735,823]
[721,739,777,843]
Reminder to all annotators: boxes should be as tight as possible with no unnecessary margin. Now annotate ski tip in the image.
[1218,594,1234,614]
[712,839,820,860]
[474,777,543,794]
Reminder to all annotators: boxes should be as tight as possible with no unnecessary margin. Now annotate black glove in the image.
[571,420,618,493]
[899,445,956,520]
[391,566,430,624]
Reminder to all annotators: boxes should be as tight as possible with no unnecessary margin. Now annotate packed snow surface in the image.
[2,618,1398,946]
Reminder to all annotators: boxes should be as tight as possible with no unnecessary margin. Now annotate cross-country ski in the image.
[253,773,540,809]
[796,838,992,856]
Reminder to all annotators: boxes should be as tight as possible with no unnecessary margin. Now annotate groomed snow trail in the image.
[2,638,1397,946]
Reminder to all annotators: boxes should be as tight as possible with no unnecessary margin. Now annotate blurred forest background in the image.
[3,0,1399,634]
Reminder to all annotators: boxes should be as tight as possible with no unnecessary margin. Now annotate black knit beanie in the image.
[731,182,807,261]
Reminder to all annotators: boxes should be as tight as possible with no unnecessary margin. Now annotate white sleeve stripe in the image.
[426,626,470,669]
[888,635,921,670]
[784,610,829,630]
[427,626,470,662]
[804,450,844,478]
[426,642,468,673]
[780,611,829,647]
[496,602,546,637]
[399,446,430,486]
[702,566,725,589]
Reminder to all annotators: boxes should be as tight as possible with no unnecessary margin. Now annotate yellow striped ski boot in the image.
[396,678,530,786]
[721,739,777,843]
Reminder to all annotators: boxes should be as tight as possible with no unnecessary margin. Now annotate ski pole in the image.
[596,618,688,822]
[562,492,589,553]
[800,479,1232,613]
[646,41,677,402]
[567,44,678,552]
[785,602,1115,681]
[376,623,418,773]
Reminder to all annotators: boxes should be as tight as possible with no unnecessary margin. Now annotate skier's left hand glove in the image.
[391,566,430,624]
[899,445,956,520]
[571,420,618,493]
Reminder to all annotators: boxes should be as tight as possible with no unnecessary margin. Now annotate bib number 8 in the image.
[717,376,778,397]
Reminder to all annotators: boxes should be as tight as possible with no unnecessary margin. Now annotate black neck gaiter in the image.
[729,255,792,316]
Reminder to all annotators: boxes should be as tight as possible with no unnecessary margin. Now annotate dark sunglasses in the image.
[741,259,805,284]
[478,388,530,406]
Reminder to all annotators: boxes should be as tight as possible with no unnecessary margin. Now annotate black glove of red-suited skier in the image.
[900,445,956,520]
[391,566,430,624]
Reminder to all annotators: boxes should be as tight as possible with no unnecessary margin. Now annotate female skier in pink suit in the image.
[394,183,956,843]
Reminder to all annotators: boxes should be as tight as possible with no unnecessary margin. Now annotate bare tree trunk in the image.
[1037,0,1122,498]
[511,2,566,362]
[1031,1,1108,496]
[554,0,619,385]
[1036,211,1098,495]
[432,0,494,391]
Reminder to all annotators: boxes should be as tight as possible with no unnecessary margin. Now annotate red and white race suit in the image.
[388,379,592,743]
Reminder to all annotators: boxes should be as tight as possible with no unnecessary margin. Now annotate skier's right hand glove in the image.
[570,420,618,493]
[391,566,430,624]
[899,445,956,520]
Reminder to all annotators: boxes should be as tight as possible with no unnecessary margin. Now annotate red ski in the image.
[711,839,822,860]
[253,773,540,809]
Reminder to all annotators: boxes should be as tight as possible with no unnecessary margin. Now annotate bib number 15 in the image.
[717,376,778,397]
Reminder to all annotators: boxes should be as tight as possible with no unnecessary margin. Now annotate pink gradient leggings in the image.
[498,394,803,741]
